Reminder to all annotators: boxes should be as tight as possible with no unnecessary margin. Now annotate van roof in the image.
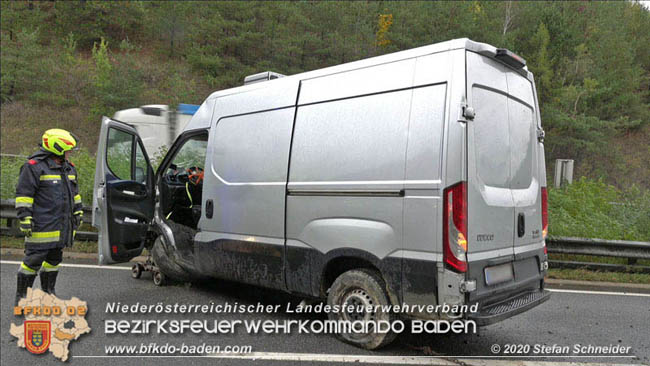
[205,38,532,102]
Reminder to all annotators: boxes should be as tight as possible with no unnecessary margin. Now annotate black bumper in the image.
[469,289,551,326]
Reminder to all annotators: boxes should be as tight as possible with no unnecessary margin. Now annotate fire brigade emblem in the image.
[25,320,51,354]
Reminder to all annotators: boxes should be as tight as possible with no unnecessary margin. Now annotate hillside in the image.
[1,1,649,189]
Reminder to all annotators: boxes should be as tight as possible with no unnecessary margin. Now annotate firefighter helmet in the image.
[41,129,77,156]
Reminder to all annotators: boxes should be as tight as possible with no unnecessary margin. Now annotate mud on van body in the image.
[93,38,550,349]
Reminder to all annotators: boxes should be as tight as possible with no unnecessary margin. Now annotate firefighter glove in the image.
[20,217,32,237]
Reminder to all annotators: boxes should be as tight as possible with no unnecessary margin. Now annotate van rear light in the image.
[443,182,467,272]
[541,187,548,239]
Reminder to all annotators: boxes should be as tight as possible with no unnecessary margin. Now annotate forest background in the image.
[1,1,648,240]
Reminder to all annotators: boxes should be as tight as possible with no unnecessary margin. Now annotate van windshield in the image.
[166,137,208,174]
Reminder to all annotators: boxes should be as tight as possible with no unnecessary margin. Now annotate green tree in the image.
[0,29,47,103]
[52,1,145,49]
[1,1,649,189]
[90,37,144,117]
[528,23,554,104]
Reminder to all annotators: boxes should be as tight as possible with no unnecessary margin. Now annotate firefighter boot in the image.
[15,272,36,307]
[40,271,58,296]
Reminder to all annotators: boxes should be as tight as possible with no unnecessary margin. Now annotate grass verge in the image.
[549,253,650,266]
[547,268,650,284]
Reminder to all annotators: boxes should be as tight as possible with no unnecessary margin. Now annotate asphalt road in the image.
[1,258,649,366]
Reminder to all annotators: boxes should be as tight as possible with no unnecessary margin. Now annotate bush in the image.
[548,177,650,241]
[68,148,96,207]
[0,155,25,201]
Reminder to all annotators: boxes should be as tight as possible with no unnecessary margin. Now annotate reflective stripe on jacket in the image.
[15,149,82,249]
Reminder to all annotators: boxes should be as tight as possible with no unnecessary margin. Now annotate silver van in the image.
[93,38,550,349]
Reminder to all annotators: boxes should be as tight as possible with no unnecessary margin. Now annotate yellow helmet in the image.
[42,129,77,156]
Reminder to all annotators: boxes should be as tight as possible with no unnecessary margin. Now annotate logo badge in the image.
[25,320,51,354]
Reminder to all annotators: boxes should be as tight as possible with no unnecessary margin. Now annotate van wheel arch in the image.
[320,253,399,307]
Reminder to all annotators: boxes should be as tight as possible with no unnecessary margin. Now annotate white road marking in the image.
[79,354,456,364]
[0,260,131,270]
[2,260,648,297]
[548,288,650,297]
[75,352,641,365]
[204,352,639,365]
[457,358,640,366]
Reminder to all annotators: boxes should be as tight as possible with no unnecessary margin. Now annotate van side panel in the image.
[299,58,416,104]
[286,52,455,302]
[291,90,412,187]
[287,88,413,299]
[196,108,295,289]
[209,109,294,237]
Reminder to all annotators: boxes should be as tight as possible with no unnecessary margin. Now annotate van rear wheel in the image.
[327,269,396,350]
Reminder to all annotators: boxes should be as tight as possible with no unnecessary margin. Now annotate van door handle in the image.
[517,213,525,238]
[206,199,214,219]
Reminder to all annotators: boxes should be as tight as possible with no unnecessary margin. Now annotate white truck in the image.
[112,104,199,159]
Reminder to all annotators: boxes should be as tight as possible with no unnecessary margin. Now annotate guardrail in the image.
[1,199,648,273]
[546,236,649,273]
[0,199,97,241]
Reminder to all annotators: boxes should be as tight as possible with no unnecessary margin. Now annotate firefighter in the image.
[14,129,83,305]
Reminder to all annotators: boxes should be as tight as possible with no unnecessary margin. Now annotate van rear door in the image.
[92,117,155,264]
[465,51,543,302]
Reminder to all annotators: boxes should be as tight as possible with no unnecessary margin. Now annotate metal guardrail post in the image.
[554,159,574,188]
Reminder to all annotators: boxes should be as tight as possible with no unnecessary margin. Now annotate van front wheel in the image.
[327,269,396,349]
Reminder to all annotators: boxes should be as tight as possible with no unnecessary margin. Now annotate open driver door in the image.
[92,117,155,264]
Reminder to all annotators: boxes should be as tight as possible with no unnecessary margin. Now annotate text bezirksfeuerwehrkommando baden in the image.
[104,318,477,335]
[105,301,479,315]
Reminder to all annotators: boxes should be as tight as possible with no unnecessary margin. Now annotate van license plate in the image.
[484,263,514,285]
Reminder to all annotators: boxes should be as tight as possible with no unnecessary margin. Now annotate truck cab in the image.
[112,103,199,158]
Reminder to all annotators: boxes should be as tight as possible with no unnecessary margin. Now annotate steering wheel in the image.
[186,166,204,185]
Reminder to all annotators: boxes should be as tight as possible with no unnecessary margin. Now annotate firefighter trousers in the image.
[18,247,62,274]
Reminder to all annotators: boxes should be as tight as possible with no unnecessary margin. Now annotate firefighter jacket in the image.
[15,148,82,249]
